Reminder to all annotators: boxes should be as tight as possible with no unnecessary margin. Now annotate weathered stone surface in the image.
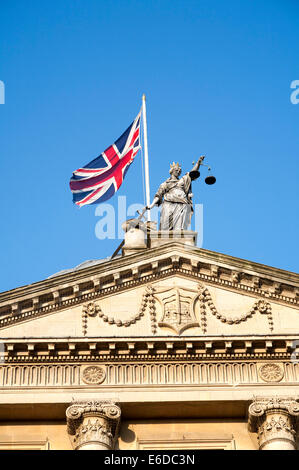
[66,400,121,450]
[0,239,298,449]
[248,397,299,450]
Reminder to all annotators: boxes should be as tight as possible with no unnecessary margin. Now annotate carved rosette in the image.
[259,363,284,383]
[81,365,106,385]
[248,397,299,450]
[66,400,121,450]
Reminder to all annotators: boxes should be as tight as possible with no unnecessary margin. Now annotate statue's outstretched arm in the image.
[190,155,205,173]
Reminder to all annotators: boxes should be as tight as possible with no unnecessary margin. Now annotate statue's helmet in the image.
[169,162,181,175]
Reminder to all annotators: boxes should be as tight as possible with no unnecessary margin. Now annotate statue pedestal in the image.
[121,219,147,256]
[149,230,197,248]
[121,219,197,256]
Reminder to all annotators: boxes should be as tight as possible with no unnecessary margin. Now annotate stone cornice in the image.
[1,243,299,301]
[1,336,298,363]
[0,254,298,330]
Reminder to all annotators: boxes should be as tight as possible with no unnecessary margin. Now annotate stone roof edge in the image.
[1,242,298,302]
[2,334,299,342]
[0,243,298,329]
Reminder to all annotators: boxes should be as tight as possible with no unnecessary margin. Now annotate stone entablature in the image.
[0,244,298,328]
[1,360,299,389]
[1,337,298,362]
[0,335,299,390]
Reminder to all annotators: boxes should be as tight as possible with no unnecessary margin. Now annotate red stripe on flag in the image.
[104,145,119,162]
[129,128,140,147]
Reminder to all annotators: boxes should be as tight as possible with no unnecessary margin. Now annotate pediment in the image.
[0,242,298,339]
[1,272,299,339]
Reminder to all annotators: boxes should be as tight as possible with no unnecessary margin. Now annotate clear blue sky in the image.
[0,0,298,292]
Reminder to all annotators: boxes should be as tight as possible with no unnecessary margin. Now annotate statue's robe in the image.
[154,173,194,230]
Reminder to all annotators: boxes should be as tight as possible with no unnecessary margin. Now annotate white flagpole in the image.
[142,94,151,221]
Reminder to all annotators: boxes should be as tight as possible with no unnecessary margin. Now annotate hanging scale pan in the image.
[204,166,216,185]
[205,174,216,185]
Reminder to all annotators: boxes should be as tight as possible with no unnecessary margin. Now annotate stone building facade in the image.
[0,229,298,450]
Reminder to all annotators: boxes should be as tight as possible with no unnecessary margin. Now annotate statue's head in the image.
[169,162,181,177]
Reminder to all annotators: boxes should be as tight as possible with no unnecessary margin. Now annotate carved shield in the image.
[154,286,200,335]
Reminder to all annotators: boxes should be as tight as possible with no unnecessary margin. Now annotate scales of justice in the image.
[111,94,216,258]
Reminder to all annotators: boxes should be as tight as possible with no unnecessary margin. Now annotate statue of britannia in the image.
[145,156,205,231]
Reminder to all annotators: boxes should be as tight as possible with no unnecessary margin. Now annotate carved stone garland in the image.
[248,397,299,450]
[82,285,157,335]
[147,286,157,334]
[82,283,274,336]
[66,400,121,450]
[199,291,207,334]
[82,302,99,335]
[198,285,274,332]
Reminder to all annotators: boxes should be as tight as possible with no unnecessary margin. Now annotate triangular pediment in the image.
[0,242,298,339]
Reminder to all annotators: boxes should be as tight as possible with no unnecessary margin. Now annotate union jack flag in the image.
[69,111,141,207]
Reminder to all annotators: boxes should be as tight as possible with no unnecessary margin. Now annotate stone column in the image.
[248,397,299,450]
[66,400,121,450]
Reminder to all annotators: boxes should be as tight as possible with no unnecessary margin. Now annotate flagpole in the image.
[142,94,151,221]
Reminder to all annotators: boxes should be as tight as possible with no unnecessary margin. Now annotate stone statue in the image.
[145,156,205,231]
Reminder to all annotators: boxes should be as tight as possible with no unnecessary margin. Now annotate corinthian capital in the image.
[248,396,299,450]
[66,400,121,450]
